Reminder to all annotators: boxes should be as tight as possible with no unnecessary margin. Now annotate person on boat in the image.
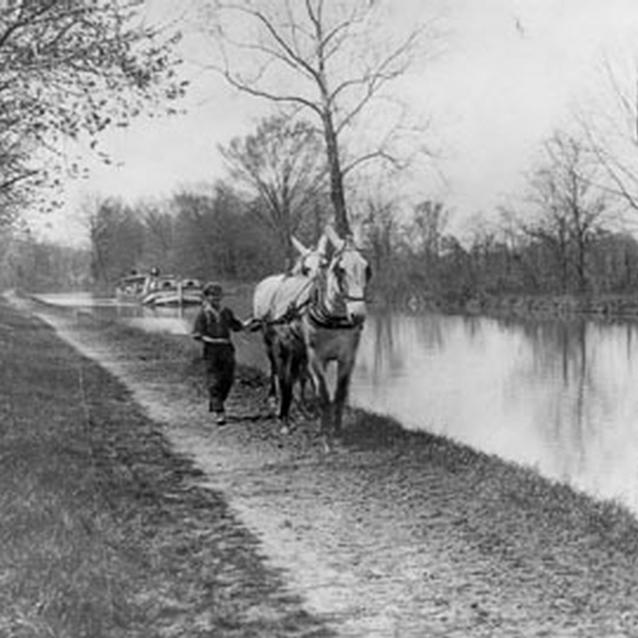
[192,282,248,425]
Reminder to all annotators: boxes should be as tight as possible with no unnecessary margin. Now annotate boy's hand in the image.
[243,317,261,332]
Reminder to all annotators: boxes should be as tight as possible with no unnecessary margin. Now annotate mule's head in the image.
[290,234,328,279]
[325,235,371,326]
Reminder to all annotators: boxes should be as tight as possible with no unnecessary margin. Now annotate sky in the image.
[30,0,638,245]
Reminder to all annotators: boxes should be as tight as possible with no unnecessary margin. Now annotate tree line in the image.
[5,148,638,307]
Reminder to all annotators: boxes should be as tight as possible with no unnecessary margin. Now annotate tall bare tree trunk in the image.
[322,110,350,236]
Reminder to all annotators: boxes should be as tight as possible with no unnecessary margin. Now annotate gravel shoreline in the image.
[14,294,638,637]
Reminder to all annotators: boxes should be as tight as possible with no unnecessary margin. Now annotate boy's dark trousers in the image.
[205,343,235,412]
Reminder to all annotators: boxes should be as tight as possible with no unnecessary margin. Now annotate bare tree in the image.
[521,132,610,292]
[219,115,327,262]
[581,53,638,215]
[136,201,177,268]
[412,199,450,262]
[202,0,434,235]
[85,197,144,287]
[361,196,397,275]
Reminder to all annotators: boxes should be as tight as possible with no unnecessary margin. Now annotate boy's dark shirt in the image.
[193,304,243,354]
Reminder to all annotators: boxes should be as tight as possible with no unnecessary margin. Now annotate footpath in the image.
[0,295,331,638]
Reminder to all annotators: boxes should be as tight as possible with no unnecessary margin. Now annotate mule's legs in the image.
[307,356,332,451]
[332,326,361,437]
[292,349,315,418]
[271,323,307,435]
[334,359,355,437]
[276,349,295,434]
[263,329,279,411]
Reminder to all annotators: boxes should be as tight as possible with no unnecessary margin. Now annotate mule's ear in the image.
[316,232,329,256]
[291,235,310,256]
[324,224,345,251]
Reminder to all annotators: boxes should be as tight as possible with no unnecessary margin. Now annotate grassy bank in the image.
[0,297,331,637]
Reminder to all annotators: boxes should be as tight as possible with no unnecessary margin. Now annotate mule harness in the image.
[259,247,366,331]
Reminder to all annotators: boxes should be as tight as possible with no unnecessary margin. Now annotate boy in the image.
[192,282,246,425]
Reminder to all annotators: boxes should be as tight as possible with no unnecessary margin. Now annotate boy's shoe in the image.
[215,412,226,425]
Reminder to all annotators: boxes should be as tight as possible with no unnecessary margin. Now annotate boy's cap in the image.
[203,282,223,297]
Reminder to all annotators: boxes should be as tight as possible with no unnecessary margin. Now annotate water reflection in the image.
[35,292,198,335]
[351,313,638,516]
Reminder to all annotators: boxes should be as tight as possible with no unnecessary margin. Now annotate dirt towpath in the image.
[16,295,638,637]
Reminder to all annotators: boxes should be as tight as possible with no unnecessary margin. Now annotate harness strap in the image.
[201,336,232,344]
[262,297,310,326]
[301,270,359,329]
[264,278,314,326]
[307,304,361,330]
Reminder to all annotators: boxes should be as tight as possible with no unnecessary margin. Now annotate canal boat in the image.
[115,272,203,306]
[141,276,203,307]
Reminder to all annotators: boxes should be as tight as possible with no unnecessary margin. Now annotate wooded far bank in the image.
[4,180,638,316]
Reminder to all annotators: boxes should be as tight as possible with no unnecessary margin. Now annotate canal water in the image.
[36,292,638,516]
[350,312,638,516]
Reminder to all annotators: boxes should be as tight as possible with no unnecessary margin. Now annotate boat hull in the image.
[143,292,202,306]
[116,274,203,307]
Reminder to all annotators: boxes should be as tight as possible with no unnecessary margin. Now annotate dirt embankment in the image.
[13,293,638,637]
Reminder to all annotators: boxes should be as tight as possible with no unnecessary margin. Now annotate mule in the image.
[270,225,371,449]
[251,234,328,421]
[300,226,371,450]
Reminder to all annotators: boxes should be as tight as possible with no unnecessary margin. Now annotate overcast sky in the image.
[33,0,638,244]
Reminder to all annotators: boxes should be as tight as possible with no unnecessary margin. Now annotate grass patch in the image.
[0,298,332,637]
